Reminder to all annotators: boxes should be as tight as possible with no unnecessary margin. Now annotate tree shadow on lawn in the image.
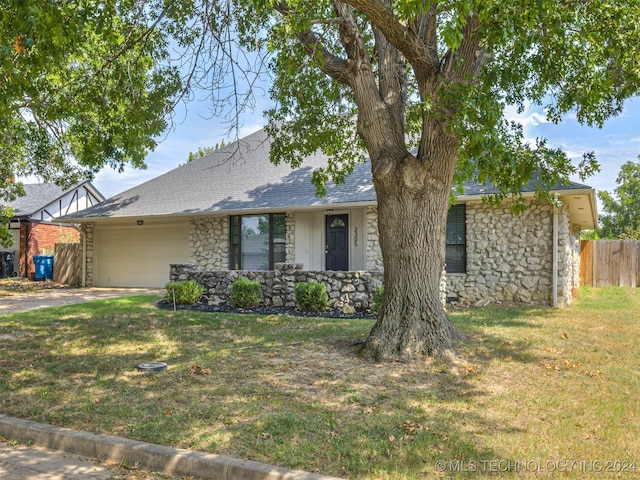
[0,299,551,479]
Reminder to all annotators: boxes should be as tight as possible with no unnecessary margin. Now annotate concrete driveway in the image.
[0,287,163,316]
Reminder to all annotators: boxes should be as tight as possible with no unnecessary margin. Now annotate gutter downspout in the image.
[552,206,558,308]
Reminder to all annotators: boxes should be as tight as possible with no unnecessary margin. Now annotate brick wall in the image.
[19,222,80,279]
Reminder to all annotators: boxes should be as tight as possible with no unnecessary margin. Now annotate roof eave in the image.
[57,199,379,223]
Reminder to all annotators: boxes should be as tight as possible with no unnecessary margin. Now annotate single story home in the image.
[4,181,104,279]
[61,129,597,307]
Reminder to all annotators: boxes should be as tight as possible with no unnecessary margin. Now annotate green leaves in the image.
[598,157,640,239]
[2,0,639,219]
[1,0,181,192]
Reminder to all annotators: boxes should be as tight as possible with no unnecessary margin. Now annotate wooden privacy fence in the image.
[53,243,81,286]
[580,240,640,287]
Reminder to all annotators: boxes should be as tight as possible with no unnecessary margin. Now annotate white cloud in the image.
[503,103,550,128]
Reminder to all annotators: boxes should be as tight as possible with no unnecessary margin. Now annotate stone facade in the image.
[366,206,383,272]
[81,222,94,287]
[189,217,228,270]
[82,199,581,307]
[441,199,579,307]
[170,262,383,309]
[557,215,582,306]
[285,212,295,263]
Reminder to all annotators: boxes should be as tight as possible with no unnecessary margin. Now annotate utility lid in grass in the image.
[137,362,167,372]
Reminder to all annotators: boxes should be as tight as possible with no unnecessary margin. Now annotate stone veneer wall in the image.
[285,213,295,263]
[170,262,383,309]
[81,223,94,287]
[557,215,581,306]
[366,206,383,272]
[190,217,228,270]
[444,200,577,307]
[189,214,296,271]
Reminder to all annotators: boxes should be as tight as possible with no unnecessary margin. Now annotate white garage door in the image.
[94,223,190,287]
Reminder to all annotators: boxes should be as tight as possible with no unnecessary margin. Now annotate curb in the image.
[0,415,345,480]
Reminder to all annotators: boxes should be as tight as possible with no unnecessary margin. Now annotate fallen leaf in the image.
[189,364,212,375]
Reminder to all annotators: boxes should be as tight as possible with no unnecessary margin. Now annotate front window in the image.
[445,204,466,273]
[229,214,286,270]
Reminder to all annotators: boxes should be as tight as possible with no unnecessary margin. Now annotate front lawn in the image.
[1,287,638,479]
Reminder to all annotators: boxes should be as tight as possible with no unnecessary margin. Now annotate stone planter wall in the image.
[170,262,384,309]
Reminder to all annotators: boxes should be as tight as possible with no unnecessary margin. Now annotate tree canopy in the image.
[598,157,640,239]
[1,0,183,246]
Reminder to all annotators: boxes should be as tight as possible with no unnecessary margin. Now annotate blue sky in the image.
[93,94,640,212]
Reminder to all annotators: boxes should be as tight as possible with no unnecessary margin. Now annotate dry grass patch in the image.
[1,288,639,479]
[0,278,69,296]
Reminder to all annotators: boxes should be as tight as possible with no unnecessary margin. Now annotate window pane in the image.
[273,242,286,264]
[330,217,346,228]
[241,215,269,270]
[230,216,240,244]
[229,216,240,269]
[229,245,241,270]
[272,214,286,265]
[446,205,465,245]
[445,205,466,273]
[273,214,286,239]
[446,245,465,273]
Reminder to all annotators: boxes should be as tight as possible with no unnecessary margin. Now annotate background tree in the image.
[598,158,640,239]
[186,141,227,163]
[0,0,182,244]
[3,1,639,360]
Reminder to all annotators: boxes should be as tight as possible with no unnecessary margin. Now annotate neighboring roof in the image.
[9,181,104,217]
[62,128,596,227]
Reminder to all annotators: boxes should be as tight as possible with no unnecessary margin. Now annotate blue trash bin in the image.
[33,255,54,281]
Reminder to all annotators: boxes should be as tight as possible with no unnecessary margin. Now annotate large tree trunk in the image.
[362,143,460,361]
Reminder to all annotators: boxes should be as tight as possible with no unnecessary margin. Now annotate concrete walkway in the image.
[0,287,163,316]
[0,440,112,480]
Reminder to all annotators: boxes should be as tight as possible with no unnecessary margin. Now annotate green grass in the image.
[1,288,639,479]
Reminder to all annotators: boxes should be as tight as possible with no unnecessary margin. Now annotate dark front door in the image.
[326,214,349,271]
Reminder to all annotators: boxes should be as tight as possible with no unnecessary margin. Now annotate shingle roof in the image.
[64,129,376,219]
[9,181,103,217]
[460,171,593,196]
[10,183,69,217]
[63,128,593,220]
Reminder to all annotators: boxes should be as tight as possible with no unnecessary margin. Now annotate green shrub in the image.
[165,280,204,305]
[295,282,329,311]
[372,286,384,315]
[231,278,262,307]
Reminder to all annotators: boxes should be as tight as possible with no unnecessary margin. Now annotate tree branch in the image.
[274,2,352,85]
[341,0,438,79]
[373,1,406,140]
[332,2,368,67]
